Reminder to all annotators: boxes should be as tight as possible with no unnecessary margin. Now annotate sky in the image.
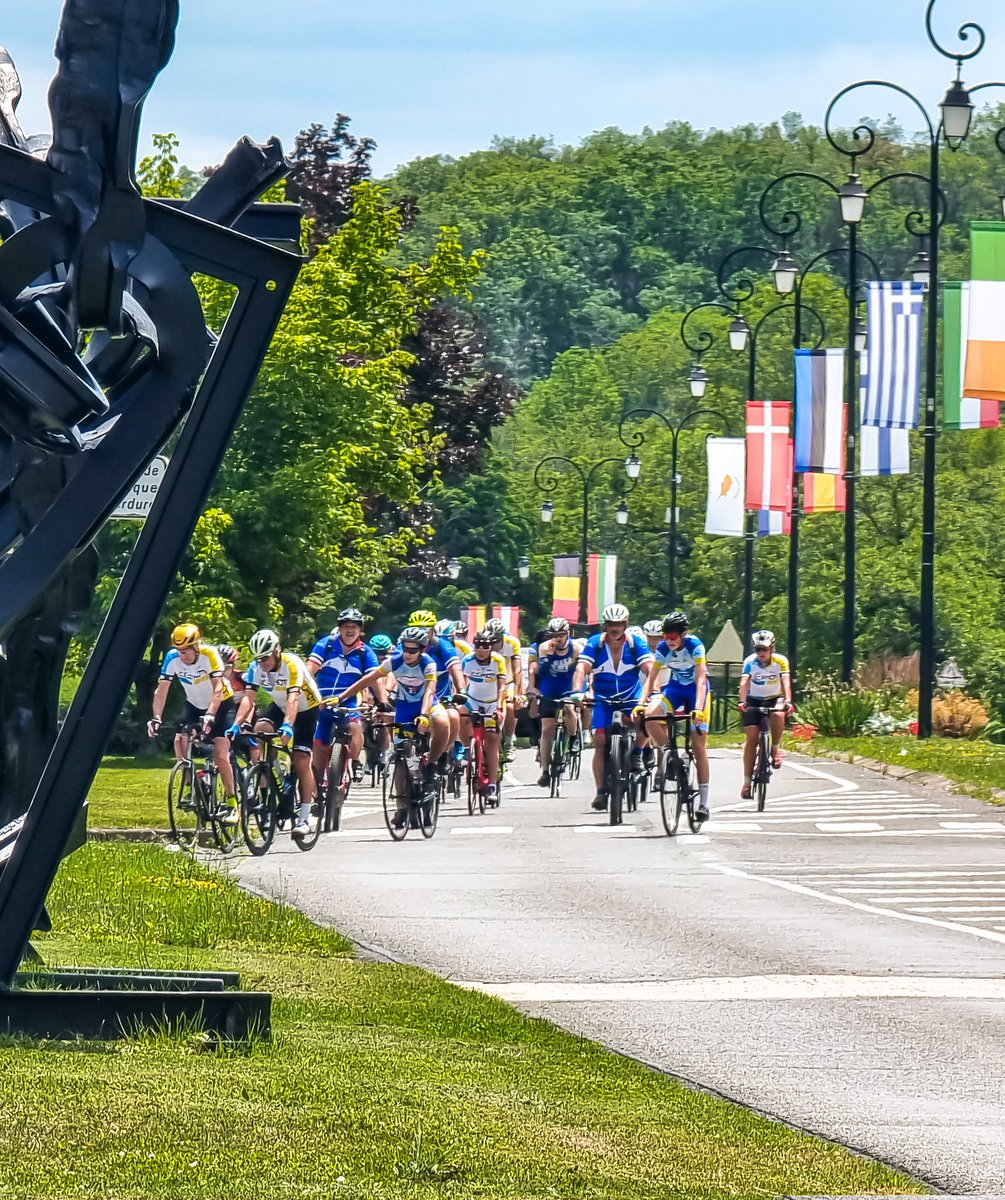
[4,1,1005,176]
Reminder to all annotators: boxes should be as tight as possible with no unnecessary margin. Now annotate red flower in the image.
[908,720,919,735]
[791,723,817,742]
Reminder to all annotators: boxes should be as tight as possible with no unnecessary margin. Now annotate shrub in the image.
[932,690,991,739]
[798,681,877,737]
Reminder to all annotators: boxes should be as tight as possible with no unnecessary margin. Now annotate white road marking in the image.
[709,863,1005,944]
[903,906,1005,914]
[836,886,1005,896]
[452,975,1005,1003]
[814,821,885,832]
[940,821,1005,831]
[449,826,513,837]
[715,821,763,832]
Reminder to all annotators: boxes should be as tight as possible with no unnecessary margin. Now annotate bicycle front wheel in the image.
[660,756,684,836]
[240,762,278,856]
[607,734,625,826]
[384,762,410,841]
[324,745,348,832]
[755,730,770,812]
[168,760,200,851]
[419,787,439,838]
[207,770,238,855]
[292,767,323,852]
[683,756,702,834]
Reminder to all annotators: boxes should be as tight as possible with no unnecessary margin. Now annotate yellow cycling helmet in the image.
[171,622,201,649]
[407,608,437,629]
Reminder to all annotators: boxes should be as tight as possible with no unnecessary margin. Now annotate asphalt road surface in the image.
[237,745,1005,1193]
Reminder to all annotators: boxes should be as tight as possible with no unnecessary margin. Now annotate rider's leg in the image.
[428,706,450,764]
[293,747,315,808]
[538,715,556,784]
[212,736,236,798]
[311,710,334,779]
[770,710,786,759]
[486,728,501,783]
[645,698,669,747]
[348,719,365,763]
[692,728,711,814]
[592,728,608,791]
[743,723,758,779]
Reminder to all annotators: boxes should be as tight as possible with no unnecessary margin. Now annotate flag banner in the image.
[859,348,910,473]
[802,471,846,513]
[551,555,580,622]
[862,280,924,427]
[459,605,486,634]
[945,281,1001,428]
[964,222,1005,403]
[745,401,791,511]
[705,437,746,537]
[757,509,791,537]
[795,348,845,471]
[491,605,521,639]
[586,555,618,626]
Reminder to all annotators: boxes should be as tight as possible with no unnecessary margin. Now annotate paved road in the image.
[237,746,1005,1192]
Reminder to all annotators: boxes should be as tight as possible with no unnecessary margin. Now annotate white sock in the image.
[699,784,710,808]
[299,801,311,821]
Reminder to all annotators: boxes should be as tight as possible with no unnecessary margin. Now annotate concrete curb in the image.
[88,828,171,842]
[796,747,1005,804]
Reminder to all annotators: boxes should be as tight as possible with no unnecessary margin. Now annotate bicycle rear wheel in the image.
[207,770,238,854]
[419,787,439,838]
[167,760,199,851]
[550,731,567,798]
[383,762,410,841]
[290,767,323,851]
[466,748,477,816]
[568,727,583,780]
[324,744,348,832]
[660,755,684,836]
[240,762,278,856]
[683,756,702,834]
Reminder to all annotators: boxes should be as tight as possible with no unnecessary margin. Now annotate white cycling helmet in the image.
[249,628,281,659]
[752,628,776,649]
[602,603,630,624]
[434,619,453,638]
[626,625,643,640]
[642,619,663,637]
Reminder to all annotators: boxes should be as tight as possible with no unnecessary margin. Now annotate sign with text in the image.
[112,456,169,520]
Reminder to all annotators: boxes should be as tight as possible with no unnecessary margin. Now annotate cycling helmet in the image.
[601,603,630,624]
[216,643,239,665]
[483,617,506,637]
[249,628,281,659]
[434,618,453,638]
[400,626,431,647]
[752,628,776,649]
[370,633,393,653]
[662,611,689,634]
[407,609,437,629]
[337,607,364,625]
[171,623,200,649]
[642,619,663,637]
[547,617,570,635]
[453,621,468,638]
[626,625,644,640]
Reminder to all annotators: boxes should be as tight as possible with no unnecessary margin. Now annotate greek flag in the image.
[862,281,925,428]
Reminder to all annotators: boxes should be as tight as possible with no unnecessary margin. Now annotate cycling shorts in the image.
[539,696,574,720]
[395,698,446,726]
[656,682,712,733]
[742,697,784,728]
[462,697,499,719]
[314,705,360,747]
[260,703,319,753]
[590,697,638,732]
[179,698,236,740]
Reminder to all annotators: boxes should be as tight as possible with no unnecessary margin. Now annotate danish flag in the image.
[745,401,792,513]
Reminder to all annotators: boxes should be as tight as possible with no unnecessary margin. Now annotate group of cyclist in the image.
[149,599,794,836]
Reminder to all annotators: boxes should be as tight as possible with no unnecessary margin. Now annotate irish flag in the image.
[586,555,618,625]
[945,281,1001,428]
[964,222,1005,403]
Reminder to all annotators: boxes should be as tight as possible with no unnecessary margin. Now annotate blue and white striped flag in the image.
[862,281,925,428]
[859,349,910,475]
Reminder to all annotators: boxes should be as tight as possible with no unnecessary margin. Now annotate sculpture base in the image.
[0,967,270,1042]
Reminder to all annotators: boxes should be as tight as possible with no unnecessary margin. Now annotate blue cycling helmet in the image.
[370,633,393,653]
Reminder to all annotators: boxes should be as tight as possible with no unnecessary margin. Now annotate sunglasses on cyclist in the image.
[402,644,422,654]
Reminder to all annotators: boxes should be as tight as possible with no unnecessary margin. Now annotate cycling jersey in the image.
[655,635,707,687]
[244,651,322,710]
[579,633,653,704]
[159,645,233,709]
[742,651,790,700]
[400,635,458,701]
[453,637,473,658]
[495,633,521,665]
[462,651,507,706]
[308,634,379,704]
[530,638,578,700]
[379,649,437,704]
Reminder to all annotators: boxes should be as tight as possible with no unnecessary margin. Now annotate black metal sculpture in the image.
[0,1,302,1038]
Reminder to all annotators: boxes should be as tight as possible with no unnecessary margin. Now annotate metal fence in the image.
[709,664,742,734]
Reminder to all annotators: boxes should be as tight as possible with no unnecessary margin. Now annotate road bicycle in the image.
[383,723,439,841]
[646,712,702,837]
[545,699,580,798]
[240,732,322,855]
[604,706,643,826]
[465,709,503,814]
[318,706,358,833]
[363,706,392,788]
[742,698,787,812]
[566,704,585,781]
[166,723,238,855]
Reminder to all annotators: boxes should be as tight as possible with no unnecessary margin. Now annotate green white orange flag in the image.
[551,556,580,622]
[964,222,1005,403]
[944,281,1001,428]
[586,555,618,625]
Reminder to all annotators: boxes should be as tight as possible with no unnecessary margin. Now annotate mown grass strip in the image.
[0,842,928,1199]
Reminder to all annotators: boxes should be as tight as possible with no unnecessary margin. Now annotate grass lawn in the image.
[87,756,173,828]
[797,734,1005,803]
[6,842,926,1199]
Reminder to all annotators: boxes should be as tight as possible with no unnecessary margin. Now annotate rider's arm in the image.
[572,659,592,695]
[235,687,256,726]
[511,648,525,696]
[420,674,438,717]
[284,687,302,725]
[739,673,750,704]
[150,678,171,725]
[206,673,224,718]
[337,663,387,704]
[695,660,709,710]
[781,660,793,708]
